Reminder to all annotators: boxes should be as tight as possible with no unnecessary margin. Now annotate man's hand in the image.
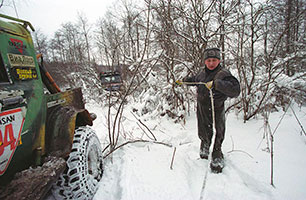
[204,81,213,90]
[175,80,183,85]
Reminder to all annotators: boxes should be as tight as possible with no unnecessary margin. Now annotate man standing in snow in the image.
[179,47,240,173]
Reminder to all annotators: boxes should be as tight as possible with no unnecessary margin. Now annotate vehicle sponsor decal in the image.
[7,53,35,68]
[9,38,27,54]
[0,108,25,176]
[12,67,38,80]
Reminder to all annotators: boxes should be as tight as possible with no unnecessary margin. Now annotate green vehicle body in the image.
[0,13,93,189]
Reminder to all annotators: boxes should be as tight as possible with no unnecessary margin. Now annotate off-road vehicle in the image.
[0,14,104,200]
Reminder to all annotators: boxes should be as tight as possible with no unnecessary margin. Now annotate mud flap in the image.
[45,88,94,157]
[45,105,78,157]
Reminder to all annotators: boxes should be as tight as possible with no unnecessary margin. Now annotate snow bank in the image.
[87,102,306,200]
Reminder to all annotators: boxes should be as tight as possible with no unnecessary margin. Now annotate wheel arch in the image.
[45,105,94,158]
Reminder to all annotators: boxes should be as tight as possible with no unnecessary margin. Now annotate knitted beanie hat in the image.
[204,48,221,60]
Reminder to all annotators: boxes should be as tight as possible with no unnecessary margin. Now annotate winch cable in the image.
[175,80,218,199]
[199,88,217,200]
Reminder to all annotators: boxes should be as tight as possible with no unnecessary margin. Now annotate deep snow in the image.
[45,101,306,200]
[86,102,306,200]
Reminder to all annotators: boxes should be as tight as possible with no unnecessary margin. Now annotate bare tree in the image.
[268,0,306,76]
[78,12,92,65]
[33,29,49,60]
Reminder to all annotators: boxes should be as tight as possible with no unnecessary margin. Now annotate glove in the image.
[204,81,213,90]
[175,80,183,85]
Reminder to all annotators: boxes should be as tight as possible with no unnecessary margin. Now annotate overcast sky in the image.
[0,0,116,37]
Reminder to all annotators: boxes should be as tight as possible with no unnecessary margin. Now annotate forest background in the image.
[26,0,304,122]
[2,0,306,159]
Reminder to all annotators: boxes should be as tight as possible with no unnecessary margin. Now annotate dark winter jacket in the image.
[184,64,240,110]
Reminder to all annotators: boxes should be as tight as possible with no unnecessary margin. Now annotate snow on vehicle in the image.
[0,14,103,200]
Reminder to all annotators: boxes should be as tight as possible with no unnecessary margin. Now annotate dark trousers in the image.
[197,102,225,153]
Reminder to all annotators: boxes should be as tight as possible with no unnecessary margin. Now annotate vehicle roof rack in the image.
[0,13,35,31]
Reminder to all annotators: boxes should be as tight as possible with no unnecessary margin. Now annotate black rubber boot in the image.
[210,150,224,173]
[200,140,209,159]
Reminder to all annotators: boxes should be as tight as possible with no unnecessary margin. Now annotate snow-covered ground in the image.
[87,102,306,200]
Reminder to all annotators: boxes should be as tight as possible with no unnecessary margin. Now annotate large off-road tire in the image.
[52,127,103,200]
